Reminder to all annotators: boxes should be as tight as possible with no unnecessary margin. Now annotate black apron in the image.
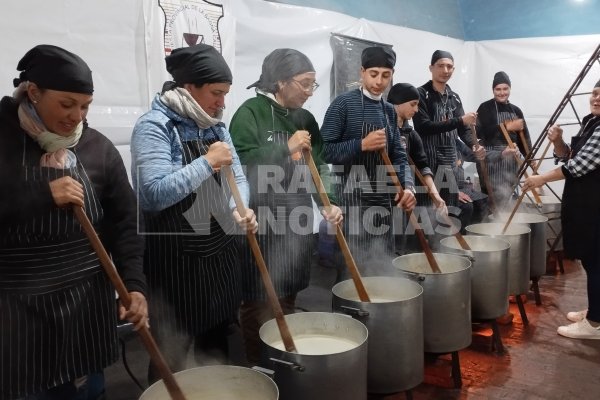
[143,124,240,336]
[482,109,521,209]
[561,115,600,261]
[0,151,116,399]
[339,122,398,277]
[242,130,314,301]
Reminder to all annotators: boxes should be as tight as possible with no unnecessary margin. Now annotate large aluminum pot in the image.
[139,365,279,399]
[392,253,471,353]
[440,236,510,320]
[497,213,548,278]
[260,312,368,400]
[466,223,531,295]
[332,277,423,393]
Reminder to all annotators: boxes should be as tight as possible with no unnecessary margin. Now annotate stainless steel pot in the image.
[440,236,510,320]
[497,213,548,278]
[466,223,531,295]
[139,365,279,399]
[259,312,368,400]
[392,253,471,353]
[332,277,423,393]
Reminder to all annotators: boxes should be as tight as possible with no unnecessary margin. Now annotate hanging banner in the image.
[159,0,225,55]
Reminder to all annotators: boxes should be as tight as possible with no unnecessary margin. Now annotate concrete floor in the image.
[104,252,600,400]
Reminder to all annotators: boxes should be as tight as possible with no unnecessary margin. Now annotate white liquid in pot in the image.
[269,334,359,355]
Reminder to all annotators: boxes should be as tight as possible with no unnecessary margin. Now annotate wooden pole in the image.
[379,149,442,273]
[408,156,471,250]
[73,206,186,400]
[470,124,497,213]
[302,149,371,302]
[499,123,542,206]
[222,166,297,352]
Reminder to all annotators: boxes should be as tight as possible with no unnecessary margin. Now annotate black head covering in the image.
[595,79,600,88]
[13,44,93,94]
[247,48,315,92]
[430,50,454,65]
[493,71,511,88]
[387,83,420,105]
[361,46,396,69]
[165,44,232,86]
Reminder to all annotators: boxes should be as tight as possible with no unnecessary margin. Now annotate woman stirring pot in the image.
[0,45,148,399]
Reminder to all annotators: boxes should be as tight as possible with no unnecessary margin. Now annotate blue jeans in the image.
[21,373,105,400]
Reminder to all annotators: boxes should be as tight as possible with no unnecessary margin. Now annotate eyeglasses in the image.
[291,79,319,93]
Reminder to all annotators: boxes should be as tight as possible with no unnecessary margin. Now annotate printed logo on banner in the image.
[159,0,224,55]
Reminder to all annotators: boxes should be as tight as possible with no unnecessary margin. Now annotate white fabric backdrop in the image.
[1,0,599,186]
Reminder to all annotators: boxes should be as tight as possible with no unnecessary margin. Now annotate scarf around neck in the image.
[160,87,222,129]
[15,83,82,169]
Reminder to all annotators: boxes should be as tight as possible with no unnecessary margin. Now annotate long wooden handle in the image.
[501,188,527,234]
[222,167,297,353]
[73,206,186,400]
[470,124,497,213]
[408,157,471,250]
[379,150,441,273]
[302,150,371,302]
[500,123,542,205]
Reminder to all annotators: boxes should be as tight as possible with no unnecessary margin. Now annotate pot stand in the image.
[424,351,462,389]
[472,318,505,354]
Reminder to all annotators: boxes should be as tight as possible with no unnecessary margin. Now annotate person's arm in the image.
[131,117,215,212]
[563,126,600,178]
[476,101,499,146]
[453,93,476,147]
[407,130,433,177]
[412,87,464,137]
[219,125,250,209]
[524,126,600,190]
[321,96,362,164]
[389,116,413,188]
[100,141,147,295]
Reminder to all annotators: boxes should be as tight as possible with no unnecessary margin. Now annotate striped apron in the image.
[420,91,460,208]
[0,154,116,399]
[241,130,314,301]
[338,122,399,278]
[143,126,240,337]
[483,110,521,209]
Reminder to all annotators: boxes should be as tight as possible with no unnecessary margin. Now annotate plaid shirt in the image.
[556,115,600,178]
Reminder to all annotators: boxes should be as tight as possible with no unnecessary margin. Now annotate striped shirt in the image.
[321,88,412,187]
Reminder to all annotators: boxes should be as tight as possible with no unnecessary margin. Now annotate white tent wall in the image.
[1,0,598,196]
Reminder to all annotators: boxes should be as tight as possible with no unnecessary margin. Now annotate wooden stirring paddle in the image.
[73,206,187,400]
[408,155,471,251]
[379,149,442,273]
[302,149,371,302]
[222,166,297,353]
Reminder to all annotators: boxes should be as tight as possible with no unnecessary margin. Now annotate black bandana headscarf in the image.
[361,46,396,69]
[493,71,511,88]
[247,48,315,93]
[165,44,232,86]
[387,83,419,105]
[430,50,454,65]
[13,44,93,94]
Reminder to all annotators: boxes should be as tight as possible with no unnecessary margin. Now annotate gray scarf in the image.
[160,87,222,129]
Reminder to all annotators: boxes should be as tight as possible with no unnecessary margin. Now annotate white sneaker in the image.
[566,309,588,322]
[557,319,600,340]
